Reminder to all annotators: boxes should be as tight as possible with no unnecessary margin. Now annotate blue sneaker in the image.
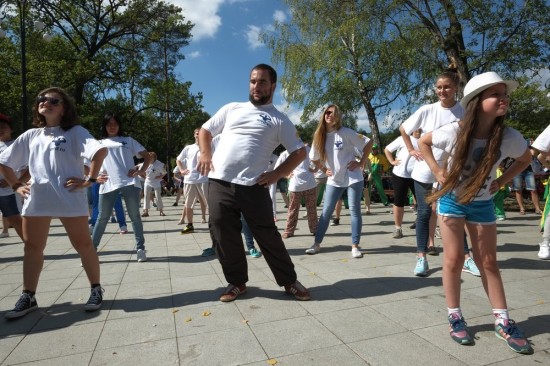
[495,319,533,354]
[414,256,429,277]
[248,248,262,258]
[448,313,473,345]
[462,257,480,277]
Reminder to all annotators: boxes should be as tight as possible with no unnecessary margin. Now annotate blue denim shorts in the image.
[0,194,20,217]
[511,170,536,191]
[437,193,495,224]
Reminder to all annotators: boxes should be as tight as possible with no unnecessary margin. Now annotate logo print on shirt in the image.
[462,146,501,196]
[334,141,343,150]
[52,137,67,151]
[258,113,273,127]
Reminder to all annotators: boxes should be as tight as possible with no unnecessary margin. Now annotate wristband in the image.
[85,176,97,183]
[12,182,24,191]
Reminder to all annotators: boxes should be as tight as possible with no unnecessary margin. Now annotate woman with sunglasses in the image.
[305,104,372,258]
[0,87,107,319]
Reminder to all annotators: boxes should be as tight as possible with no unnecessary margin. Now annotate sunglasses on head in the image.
[37,96,62,105]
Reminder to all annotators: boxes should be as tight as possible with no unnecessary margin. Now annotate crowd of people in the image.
[0,64,548,357]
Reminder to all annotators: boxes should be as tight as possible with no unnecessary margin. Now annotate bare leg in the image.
[60,217,100,285]
[515,191,525,213]
[439,216,466,308]
[21,217,51,292]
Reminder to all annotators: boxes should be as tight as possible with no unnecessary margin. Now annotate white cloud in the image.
[273,10,287,23]
[167,0,224,41]
[245,25,263,49]
[188,51,201,59]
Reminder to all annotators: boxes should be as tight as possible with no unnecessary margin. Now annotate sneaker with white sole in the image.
[305,244,321,255]
[136,249,147,262]
[414,256,429,277]
[392,228,403,239]
[462,257,481,277]
[495,319,533,354]
[84,286,104,311]
[284,281,310,301]
[351,247,363,258]
[538,242,550,259]
[5,292,38,319]
[248,248,262,258]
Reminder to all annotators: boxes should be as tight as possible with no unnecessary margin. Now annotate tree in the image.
[264,0,434,146]
[506,80,550,138]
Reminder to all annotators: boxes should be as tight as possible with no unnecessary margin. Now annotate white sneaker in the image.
[351,247,363,258]
[136,249,147,262]
[305,244,321,255]
[0,232,9,238]
[538,243,550,260]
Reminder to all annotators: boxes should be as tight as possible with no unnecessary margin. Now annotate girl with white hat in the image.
[418,72,533,354]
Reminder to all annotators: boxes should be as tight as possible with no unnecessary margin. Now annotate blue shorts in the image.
[437,193,495,224]
[512,170,536,191]
[0,194,21,217]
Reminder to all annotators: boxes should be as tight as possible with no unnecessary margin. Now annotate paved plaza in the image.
[0,196,549,365]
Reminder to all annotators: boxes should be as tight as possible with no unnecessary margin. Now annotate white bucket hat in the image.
[460,71,519,108]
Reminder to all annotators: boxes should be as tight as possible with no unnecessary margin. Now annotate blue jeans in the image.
[315,181,363,245]
[92,185,144,250]
[89,183,126,228]
[241,214,254,250]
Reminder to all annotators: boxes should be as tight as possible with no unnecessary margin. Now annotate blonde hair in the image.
[312,104,342,163]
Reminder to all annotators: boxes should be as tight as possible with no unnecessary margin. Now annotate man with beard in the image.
[197,64,311,302]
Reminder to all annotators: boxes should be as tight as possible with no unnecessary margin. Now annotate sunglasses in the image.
[325,110,334,116]
[37,96,62,105]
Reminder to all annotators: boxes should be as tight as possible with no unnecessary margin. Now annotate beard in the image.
[249,92,271,106]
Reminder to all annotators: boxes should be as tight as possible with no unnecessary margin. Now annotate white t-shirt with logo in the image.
[98,136,146,194]
[385,136,418,179]
[309,127,370,188]
[401,102,464,184]
[202,102,304,186]
[138,160,166,188]
[0,126,103,216]
[532,124,550,153]
[276,147,317,192]
[177,143,208,184]
[432,122,527,201]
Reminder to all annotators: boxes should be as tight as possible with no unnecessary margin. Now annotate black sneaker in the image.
[84,286,104,311]
[172,202,178,206]
[181,224,194,234]
[330,218,340,226]
[5,292,38,319]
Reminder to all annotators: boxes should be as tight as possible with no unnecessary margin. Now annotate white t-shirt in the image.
[0,126,103,216]
[202,102,304,185]
[276,147,317,192]
[139,160,166,188]
[98,136,146,194]
[177,143,208,184]
[0,140,17,197]
[385,136,418,179]
[401,102,464,184]
[432,123,527,201]
[309,127,370,188]
[532,124,550,153]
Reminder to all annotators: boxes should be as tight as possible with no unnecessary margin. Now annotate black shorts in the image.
[391,173,415,207]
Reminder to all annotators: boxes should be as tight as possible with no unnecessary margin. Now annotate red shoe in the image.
[219,284,247,302]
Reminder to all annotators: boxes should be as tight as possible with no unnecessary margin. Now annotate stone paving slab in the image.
[1,196,549,365]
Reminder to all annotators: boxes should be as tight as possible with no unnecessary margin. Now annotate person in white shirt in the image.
[0,113,23,240]
[0,87,107,319]
[531,124,550,259]
[177,128,208,234]
[276,146,318,238]
[197,64,310,302]
[384,129,421,238]
[91,113,151,262]
[140,152,166,217]
[419,72,532,353]
[306,104,372,258]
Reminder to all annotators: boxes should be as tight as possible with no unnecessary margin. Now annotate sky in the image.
[167,0,313,128]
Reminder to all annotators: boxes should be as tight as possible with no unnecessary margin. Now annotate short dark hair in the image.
[101,113,124,138]
[251,64,277,83]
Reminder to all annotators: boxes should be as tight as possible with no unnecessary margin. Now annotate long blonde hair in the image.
[312,104,342,163]
[427,94,506,204]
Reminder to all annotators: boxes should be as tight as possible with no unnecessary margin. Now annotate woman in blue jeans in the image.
[306,104,372,258]
[91,113,151,262]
